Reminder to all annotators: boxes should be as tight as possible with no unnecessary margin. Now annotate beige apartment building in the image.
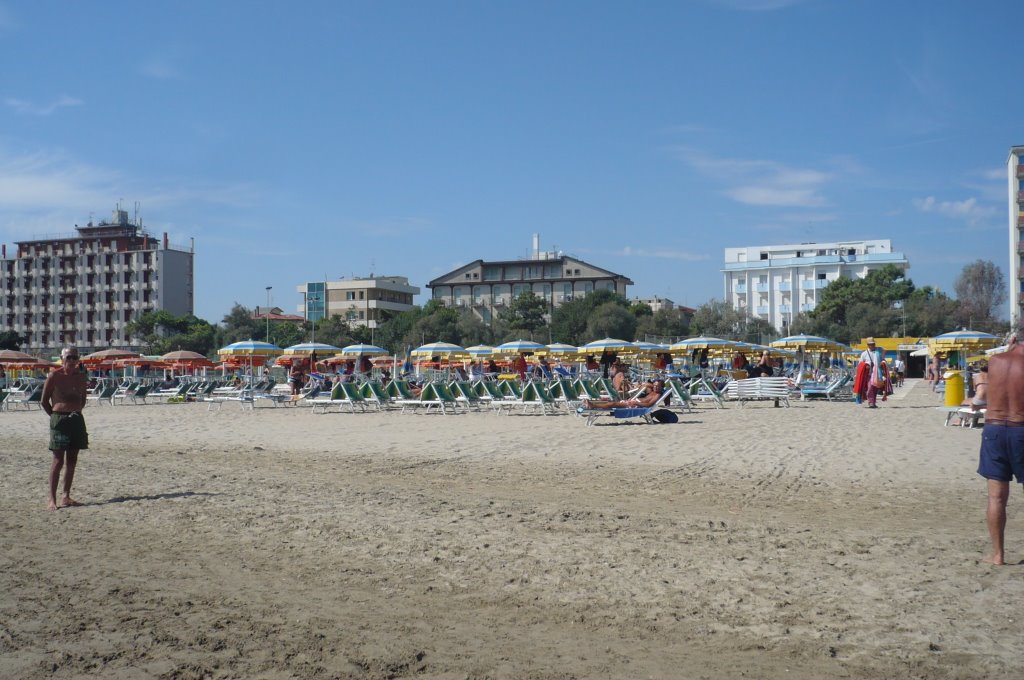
[297,276,420,328]
[1,208,194,354]
[427,237,632,324]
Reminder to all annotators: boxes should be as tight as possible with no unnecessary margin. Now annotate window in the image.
[345,291,355,301]
[817,273,826,280]
[760,252,768,260]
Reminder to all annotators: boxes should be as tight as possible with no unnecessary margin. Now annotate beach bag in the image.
[651,409,678,424]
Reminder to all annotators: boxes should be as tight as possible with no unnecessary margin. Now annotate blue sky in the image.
[1,0,1020,322]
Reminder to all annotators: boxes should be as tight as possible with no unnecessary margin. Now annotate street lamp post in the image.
[265,286,272,343]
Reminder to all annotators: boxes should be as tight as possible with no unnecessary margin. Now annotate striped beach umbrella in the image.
[465,345,495,357]
[494,339,546,355]
[770,334,842,351]
[337,343,388,356]
[542,343,580,356]
[581,337,634,353]
[627,341,667,355]
[669,336,741,354]
[282,342,342,355]
[217,340,283,357]
[930,329,1000,350]
[410,342,467,358]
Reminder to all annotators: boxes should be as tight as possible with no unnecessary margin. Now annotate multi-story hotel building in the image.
[722,239,909,332]
[427,236,633,324]
[0,208,194,354]
[1009,145,1024,326]
[297,275,420,328]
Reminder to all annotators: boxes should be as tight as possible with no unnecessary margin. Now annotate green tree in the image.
[585,302,637,341]
[126,311,218,355]
[549,289,628,345]
[500,292,549,337]
[813,265,913,329]
[311,315,356,348]
[217,304,262,345]
[689,300,749,338]
[635,308,689,342]
[953,259,1007,330]
[0,330,27,351]
[457,310,495,347]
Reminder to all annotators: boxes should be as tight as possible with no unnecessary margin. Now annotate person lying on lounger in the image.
[584,380,666,409]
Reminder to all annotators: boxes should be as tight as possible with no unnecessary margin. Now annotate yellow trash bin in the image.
[944,370,964,407]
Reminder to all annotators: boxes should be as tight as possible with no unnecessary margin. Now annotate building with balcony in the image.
[0,207,194,355]
[1009,145,1024,326]
[426,236,633,324]
[722,239,909,332]
[297,276,420,328]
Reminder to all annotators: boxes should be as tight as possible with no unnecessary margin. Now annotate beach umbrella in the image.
[929,329,1000,351]
[543,343,579,356]
[627,341,667,355]
[82,348,142,362]
[465,345,495,357]
[217,340,283,375]
[337,343,388,357]
[581,338,634,353]
[282,342,341,355]
[0,349,38,364]
[218,340,283,357]
[160,350,210,363]
[770,334,842,352]
[410,342,468,358]
[494,339,546,356]
[669,337,741,354]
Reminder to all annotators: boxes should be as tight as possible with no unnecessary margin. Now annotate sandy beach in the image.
[1,379,1021,679]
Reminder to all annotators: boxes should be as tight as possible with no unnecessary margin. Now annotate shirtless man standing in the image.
[41,346,89,510]
[977,331,1024,565]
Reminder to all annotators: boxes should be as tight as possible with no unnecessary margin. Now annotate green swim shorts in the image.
[49,412,89,451]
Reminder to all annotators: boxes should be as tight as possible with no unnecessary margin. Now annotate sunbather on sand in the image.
[584,380,666,409]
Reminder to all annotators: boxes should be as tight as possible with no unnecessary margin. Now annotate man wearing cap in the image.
[977,326,1024,565]
[855,338,887,408]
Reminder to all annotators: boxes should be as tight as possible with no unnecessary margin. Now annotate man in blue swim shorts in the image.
[977,329,1024,565]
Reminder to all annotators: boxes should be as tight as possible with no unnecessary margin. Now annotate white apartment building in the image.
[1009,146,1024,326]
[297,275,420,328]
[1,208,194,354]
[722,239,909,331]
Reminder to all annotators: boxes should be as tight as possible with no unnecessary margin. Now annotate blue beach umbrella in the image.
[494,339,546,355]
[217,340,283,357]
[770,334,842,351]
[410,342,467,358]
[930,329,1000,347]
[581,337,634,353]
[628,341,667,355]
[465,345,495,357]
[543,343,581,356]
[283,342,342,355]
[669,336,741,354]
[337,343,388,356]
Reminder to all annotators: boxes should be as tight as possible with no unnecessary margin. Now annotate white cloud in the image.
[139,56,183,80]
[0,148,261,236]
[678,148,832,208]
[981,168,1005,181]
[4,95,83,116]
[619,246,709,262]
[0,149,117,211]
[912,195,997,226]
